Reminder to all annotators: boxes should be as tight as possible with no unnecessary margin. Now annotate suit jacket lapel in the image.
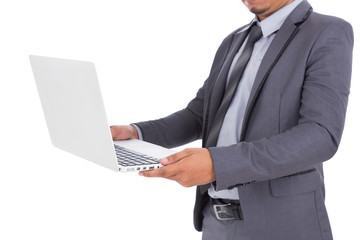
[240,2,313,140]
[206,29,250,139]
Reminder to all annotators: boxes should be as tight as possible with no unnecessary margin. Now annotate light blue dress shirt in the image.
[209,0,303,200]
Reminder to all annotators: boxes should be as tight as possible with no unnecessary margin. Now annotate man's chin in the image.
[249,7,269,17]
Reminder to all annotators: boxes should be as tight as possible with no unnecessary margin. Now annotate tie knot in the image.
[247,24,263,44]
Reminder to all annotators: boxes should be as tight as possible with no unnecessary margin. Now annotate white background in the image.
[0,0,358,239]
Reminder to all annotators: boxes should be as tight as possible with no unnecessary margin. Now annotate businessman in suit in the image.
[111,0,353,239]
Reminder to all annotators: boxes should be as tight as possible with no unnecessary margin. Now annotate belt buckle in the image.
[213,203,236,221]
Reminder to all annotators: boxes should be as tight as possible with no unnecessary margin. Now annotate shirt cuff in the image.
[131,124,144,140]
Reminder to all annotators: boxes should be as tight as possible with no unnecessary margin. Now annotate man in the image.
[111,0,353,239]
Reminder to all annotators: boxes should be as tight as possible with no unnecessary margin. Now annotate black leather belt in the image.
[210,198,244,221]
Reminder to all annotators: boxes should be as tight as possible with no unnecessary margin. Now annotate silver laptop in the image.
[30,55,175,172]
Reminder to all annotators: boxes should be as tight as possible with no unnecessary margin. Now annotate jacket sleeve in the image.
[209,20,354,191]
[133,106,203,149]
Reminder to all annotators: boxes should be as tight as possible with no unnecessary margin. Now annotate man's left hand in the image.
[139,148,215,188]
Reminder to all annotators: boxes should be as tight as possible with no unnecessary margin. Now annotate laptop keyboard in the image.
[114,144,160,167]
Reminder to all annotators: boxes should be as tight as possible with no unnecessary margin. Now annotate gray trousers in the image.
[201,201,250,240]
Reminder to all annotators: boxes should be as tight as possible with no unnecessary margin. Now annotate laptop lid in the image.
[30,55,119,171]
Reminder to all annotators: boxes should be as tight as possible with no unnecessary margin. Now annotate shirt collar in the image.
[239,0,303,37]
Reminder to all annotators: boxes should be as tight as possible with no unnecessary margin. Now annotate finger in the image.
[110,126,117,139]
[140,164,190,187]
[110,125,133,140]
[110,125,124,139]
[160,149,193,166]
[139,165,177,179]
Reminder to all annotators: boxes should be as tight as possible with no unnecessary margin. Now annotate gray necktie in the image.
[200,24,263,194]
[205,24,263,148]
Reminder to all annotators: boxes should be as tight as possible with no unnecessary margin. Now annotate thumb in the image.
[160,149,192,165]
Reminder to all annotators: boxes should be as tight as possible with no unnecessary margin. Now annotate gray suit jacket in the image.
[135,1,354,239]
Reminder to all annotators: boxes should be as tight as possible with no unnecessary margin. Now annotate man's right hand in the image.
[110,125,139,140]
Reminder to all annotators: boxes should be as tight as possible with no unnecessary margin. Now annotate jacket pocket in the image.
[270,169,321,197]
